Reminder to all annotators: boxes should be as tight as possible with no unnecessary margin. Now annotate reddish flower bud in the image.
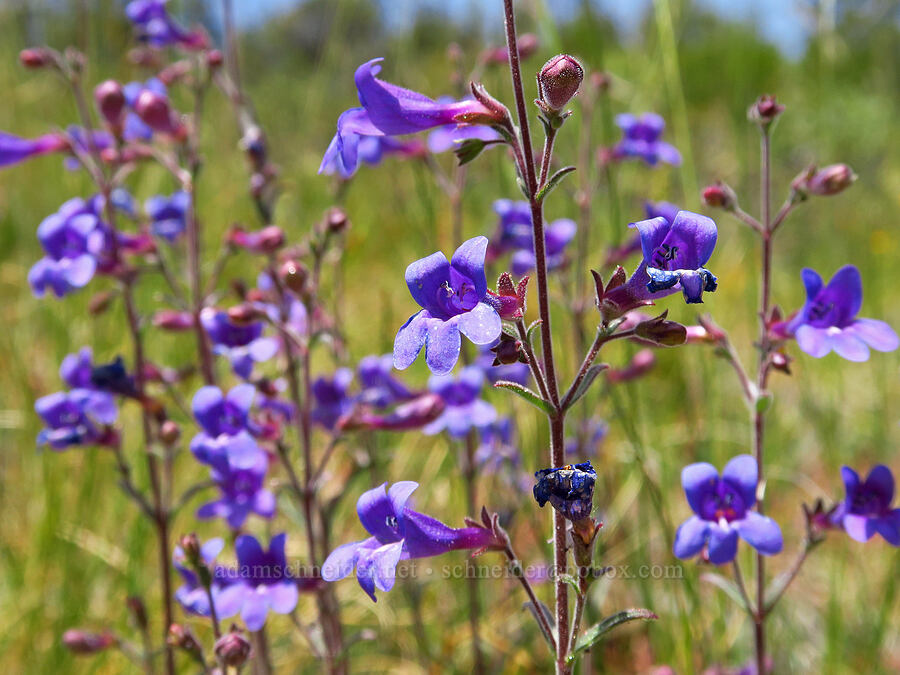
[167,624,202,656]
[215,626,252,667]
[490,332,524,365]
[227,303,264,325]
[94,80,126,127]
[340,393,445,432]
[19,47,54,69]
[159,420,181,445]
[206,49,224,68]
[701,181,737,211]
[228,225,285,254]
[152,309,195,332]
[748,94,784,127]
[134,90,178,134]
[280,260,308,295]
[633,311,687,347]
[62,629,116,654]
[325,207,349,234]
[807,164,856,196]
[538,54,584,112]
[487,272,528,320]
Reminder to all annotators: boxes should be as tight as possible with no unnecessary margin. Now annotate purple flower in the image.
[783,266,898,362]
[644,200,680,224]
[190,385,266,469]
[488,199,576,274]
[831,465,900,545]
[125,0,206,49]
[357,354,415,408]
[35,389,117,450]
[426,98,501,153]
[201,308,279,379]
[146,191,190,241]
[254,272,308,337]
[311,368,355,431]
[61,126,114,171]
[604,211,718,315]
[394,236,502,375]
[320,59,497,178]
[322,481,499,601]
[613,113,681,166]
[173,537,242,619]
[197,449,275,530]
[320,124,425,178]
[423,366,497,438]
[533,462,596,522]
[218,534,301,630]
[673,455,782,564]
[28,197,107,298]
[0,130,66,168]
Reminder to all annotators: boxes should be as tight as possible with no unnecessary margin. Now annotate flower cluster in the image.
[487,199,577,275]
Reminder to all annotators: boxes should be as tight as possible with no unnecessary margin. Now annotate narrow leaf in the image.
[536,165,576,202]
[454,138,486,166]
[568,364,609,408]
[556,573,581,594]
[570,608,658,660]
[493,380,553,415]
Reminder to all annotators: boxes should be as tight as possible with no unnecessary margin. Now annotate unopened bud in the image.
[325,207,349,234]
[134,90,177,134]
[228,225,285,255]
[490,332,524,365]
[179,533,202,565]
[807,164,856,196]
[227,303,263,325]
[748,94,784,128]
[126,596,148,631]
[62,629,116,654]
[88,290,116,315]
[19,47,54,69]
[206,49,224,69]
[152,309,194,332]
[538,54,584,112]
[280,260,308,295]
[214,626,252,667]
[701,181,738,211]
[633,312,687,347]
[159,420,181,445]
[167,624,203,657]
[94,80,126,127]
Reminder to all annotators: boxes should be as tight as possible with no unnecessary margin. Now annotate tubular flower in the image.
[831,465,900,545]
[612,113,681,166]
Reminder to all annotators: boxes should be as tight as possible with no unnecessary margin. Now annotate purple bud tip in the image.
[701,182,737,211]
[538,54,584,111]
[62,630,116,654]
[134,90,176,134]
[20,47,54,69]
[808,164,856,196]
[748,94,785,125]
[94,80,126,127]
[215,627,252,667]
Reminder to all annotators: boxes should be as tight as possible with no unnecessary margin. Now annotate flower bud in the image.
[179,533,202,566]
[280,260,308,295]
[633,312,687,347]
[590,71,611,92]
[167,624,203,657]
[325,207,349,234]
[215,626,252,667]
[134,90,177,134]
[62,629,116,654]
[126,596,148,631]
[88,290,116,315]
[227,303,264,325]
[159,420,181,445]
[538,54,584,112]
[228,225,285,254]
[152,309,195,332]
[206,49,224,69]
[486,272,528,320]
[94,80,126,127]
[19,47,54,69]
[748,94,784,128]
[807,164,856,196]
[701,181,738,211]
[490,332,524,365]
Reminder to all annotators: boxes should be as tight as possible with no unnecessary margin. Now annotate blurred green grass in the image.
[0,0,899,673]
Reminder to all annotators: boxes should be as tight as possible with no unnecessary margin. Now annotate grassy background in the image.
[1,0,899,672]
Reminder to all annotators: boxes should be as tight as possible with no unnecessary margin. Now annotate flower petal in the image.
[457,302,501,345]
[630,216,670,263]
[795,324,831,358]
[819,265,863,325]
[851,318,899,353]
[721,454,758,508]
[405,251,450,317]
[424,317,461,375]
[450,236,489,299]
[393,311,430,370]
[240,589,269,631]
[322,540,366,582]
[842,513,875,543]
[863,465,895,506]
[830,330,869,362]
[873,512,900,546]
[681,462,719,515]
[356,483,400,541]
[706,523,739,564]
[673,516,709,559]
[734,512,783,555]
[266,581,299,614]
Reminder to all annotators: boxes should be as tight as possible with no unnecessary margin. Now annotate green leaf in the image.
[755,392,773,413]
[567,364,609,408]
[570,608,658,661]
[523,601,556,653]
[700,572,750,612]
[454,138,486,166]
[526,319,543,341]
[493,380,553,415]
[535,165,576,202]
[556,573,581,594]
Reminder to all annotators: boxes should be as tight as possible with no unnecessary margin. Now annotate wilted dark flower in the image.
[533,462,596,521]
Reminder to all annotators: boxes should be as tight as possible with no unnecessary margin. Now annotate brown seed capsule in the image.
[280,260,308,295]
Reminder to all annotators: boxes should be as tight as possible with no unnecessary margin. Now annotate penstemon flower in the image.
[145,191,190,242]
[125,0,207,50]
[322,481,500,601]
[201,308,279,379]
[393,236,502,375]
[673,455,782,564]
[357,354,416,408]
[831,465,900,545]
[603,211,718,316]
[612,113,681,166]
[190,385,266,469]
[35,389,118,450]
[0,129,67,168]
[196,450,275,529]
[422,366,497,438]
[310,369,355,431]
[173,537,241,619]
[780,265,898,361]
[533,462,596,522]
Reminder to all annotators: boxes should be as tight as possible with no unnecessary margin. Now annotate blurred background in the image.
[1,0,899,672]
